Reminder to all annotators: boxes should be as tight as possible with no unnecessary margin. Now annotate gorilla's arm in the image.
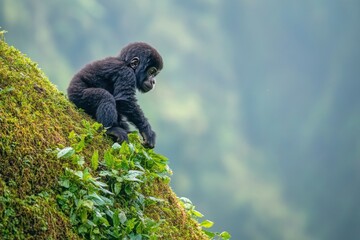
[116,98,155,148]
[111,71,155,148]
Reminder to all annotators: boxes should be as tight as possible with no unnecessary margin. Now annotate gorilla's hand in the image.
[106,126,129,143]
[141,125,156,149]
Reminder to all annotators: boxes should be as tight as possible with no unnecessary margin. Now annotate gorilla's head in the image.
[119,42,163,93]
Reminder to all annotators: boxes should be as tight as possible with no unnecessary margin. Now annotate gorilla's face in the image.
[137,65,160,93]
[119,42,163,93]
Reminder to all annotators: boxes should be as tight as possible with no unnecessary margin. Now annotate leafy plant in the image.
[55,120,229,239]
[56,121,171,239]
[179,197,231,240]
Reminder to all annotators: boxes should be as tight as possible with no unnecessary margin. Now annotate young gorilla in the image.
[67,42,163,148]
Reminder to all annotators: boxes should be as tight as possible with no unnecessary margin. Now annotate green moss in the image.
[0,180,79,239]
[0,34,209,239]
[143,180,206,239]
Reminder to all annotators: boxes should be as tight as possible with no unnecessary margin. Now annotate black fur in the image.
[67,42,163,148]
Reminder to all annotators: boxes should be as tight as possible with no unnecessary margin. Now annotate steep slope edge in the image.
[0,34,207,239]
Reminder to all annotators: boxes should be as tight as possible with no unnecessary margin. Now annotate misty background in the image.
[1,1,360,239]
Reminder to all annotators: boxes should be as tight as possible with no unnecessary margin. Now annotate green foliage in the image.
[56,124,172,239]
[179,197,231,240]
[0,37,210,239]
[3,2,360,239]
[56,123,227,239]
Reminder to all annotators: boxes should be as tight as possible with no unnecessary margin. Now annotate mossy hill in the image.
[0,33,209,239]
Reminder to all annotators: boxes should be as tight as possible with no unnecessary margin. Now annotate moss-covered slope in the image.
[0,34,208,239]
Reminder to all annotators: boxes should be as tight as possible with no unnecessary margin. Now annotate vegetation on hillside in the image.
[1,1,359,239]
[0,33,229,239]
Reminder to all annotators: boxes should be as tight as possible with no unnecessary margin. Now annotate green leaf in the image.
[113,209,120,227]
[57,147,75,159]
[119,211,127,224]
[68,130,77,141]
[74,138,86,152]
[203,230,216,238]
[93,180,108,188]
[123,170,144,182]
[152,152,168,162]
[82,168,92,181]
[128,143,135,153]
[74,170,83,179]
[99,170,112,177]
[77,199,93,210]
[92,122,102,131]
[99,186,114,195]
[179,197,192,205]
[114,182,122,195]
[125,184,132,195]
[125,218,137,232]
[142,150,151,160]
[78,224,88,234]
[91,150,99,170]
[74,155,85,166]
[98,216,110,227]
[192,209,204,218]
[87,193,112,206]
[104,150,114,167]
[58,179,70,188]
[112,142,121,150]
[200,220,214,228]
[120,141,131,155]
[80,209,88,223]
[89,194,106,206]
[220,231,232,239]
[129,234,142,240]
[134,162,145,171]
[81,200,94,210]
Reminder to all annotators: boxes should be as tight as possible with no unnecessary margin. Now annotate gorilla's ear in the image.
[130,57,139,69]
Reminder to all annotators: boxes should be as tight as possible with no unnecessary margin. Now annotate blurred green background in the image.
[1,1,360,239]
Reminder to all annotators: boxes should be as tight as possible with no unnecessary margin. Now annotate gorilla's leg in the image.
[79,88,117,126]
[95,99,117,128]
[80,88,128,142]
